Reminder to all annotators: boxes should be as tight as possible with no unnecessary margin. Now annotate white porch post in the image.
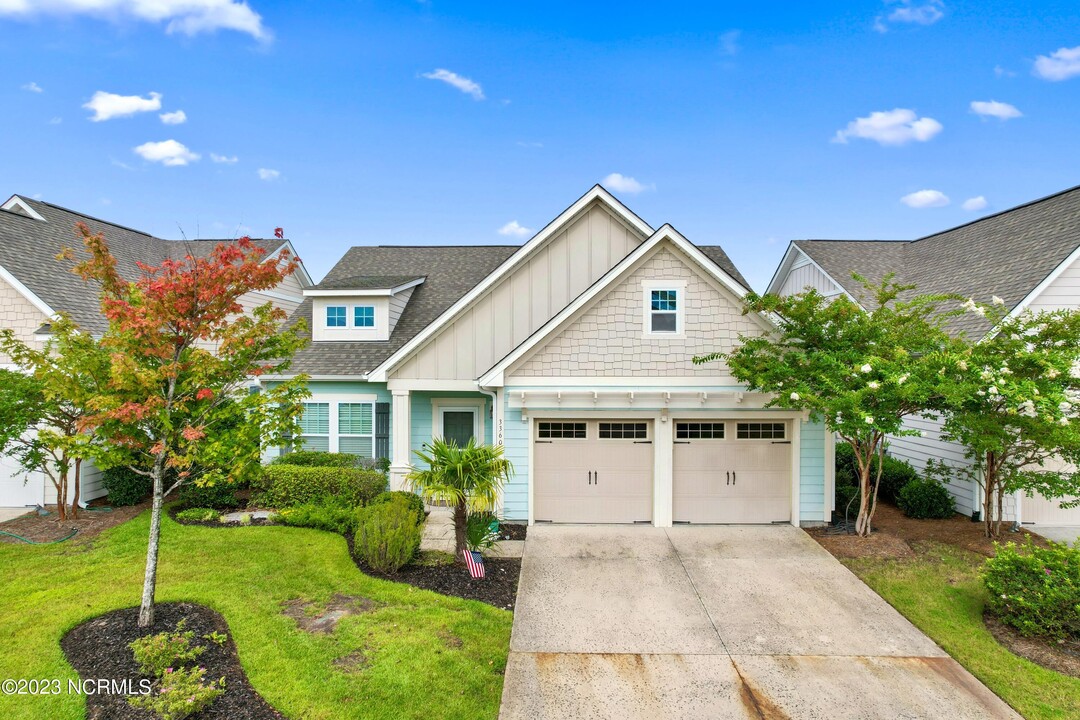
[390,389,411,491]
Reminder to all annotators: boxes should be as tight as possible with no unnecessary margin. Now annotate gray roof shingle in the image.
[311,274,425,291]
[794,185,1080,337]
[0,197,284,333]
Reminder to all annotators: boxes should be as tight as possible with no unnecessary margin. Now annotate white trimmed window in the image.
[353,306,375,328]
[338,402,374,457]
[642,280,685,336]
[326,306,347,328]
[298,402,330,451]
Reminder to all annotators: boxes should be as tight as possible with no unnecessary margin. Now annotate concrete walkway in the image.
[1029,525,1079,547]
[500,525,1019,720]
[419,506,524,558]
[0,507,30,524]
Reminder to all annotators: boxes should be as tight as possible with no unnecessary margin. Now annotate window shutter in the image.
[375,402,390,461]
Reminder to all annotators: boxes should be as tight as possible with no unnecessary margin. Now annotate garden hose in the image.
[0,528,79,544]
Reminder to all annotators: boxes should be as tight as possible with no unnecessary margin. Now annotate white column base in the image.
[390,389,411,492]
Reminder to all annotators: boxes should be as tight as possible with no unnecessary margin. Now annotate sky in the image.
[2,0,1079,291]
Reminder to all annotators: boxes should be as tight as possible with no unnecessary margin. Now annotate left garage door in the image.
[533,419,653,524]
[0,454,42,507]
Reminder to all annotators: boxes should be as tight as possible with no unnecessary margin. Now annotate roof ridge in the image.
[370,244,521,249]
[910,182,1080,244]
[28,197,156,239]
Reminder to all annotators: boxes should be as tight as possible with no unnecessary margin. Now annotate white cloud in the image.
[133,139,199,166]
[1033,45,1080,82]
[962,196,988,211]
[719,30,741,56]
[497,220,532,238]
[0,0,270,41]
[970,100,1021,120]
[601,172,653,194]
[210,153,238,164]
[832,108,942,146]
[21,81,42,93]
[901,189,950,208]
[159,109,187,125]
[994,65,1017,78]
[84,91,162,121]
[888,0,944,25]
[420,69,484,100]
[257,168,280,181]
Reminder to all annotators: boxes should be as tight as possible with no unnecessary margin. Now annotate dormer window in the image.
[354,305,375,328]
[326,306,347,327]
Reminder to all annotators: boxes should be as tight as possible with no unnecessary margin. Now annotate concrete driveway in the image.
[500,525,1019,720]
[1029,525,1079,547]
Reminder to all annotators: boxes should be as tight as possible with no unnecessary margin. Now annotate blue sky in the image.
[2,1,1079,290]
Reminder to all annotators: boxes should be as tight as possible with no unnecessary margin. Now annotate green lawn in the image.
[0,509,512,720]
[844,542,1080,720]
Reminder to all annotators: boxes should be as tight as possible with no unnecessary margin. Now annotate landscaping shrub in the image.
[983,540,1080,642]
[128,666,225,720]
[101,465,152,506]
[178,480,239,510]
[897,477,956,519]
[835,484,861,518]
[354,501,422,574]
[129,619,205,677]
[253,465,387,508]
[272,450,366,468]
[370,490,425,518]
[275,498,360,535]
[833,442,918,503]
[175,508,220,523]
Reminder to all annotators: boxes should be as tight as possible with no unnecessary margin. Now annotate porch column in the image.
[390,389,411,491]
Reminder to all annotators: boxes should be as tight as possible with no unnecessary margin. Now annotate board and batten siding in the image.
[778,257,842,297]
[390,203,645,381]
[511,244,765,378]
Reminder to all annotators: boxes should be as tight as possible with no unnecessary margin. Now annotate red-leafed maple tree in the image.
[69,223,309,627]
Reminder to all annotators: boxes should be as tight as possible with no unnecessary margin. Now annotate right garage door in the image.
[672,420,791,524]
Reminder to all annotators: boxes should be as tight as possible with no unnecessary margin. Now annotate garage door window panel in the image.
[736,422,786,440]
[598,422,648,440]
[537,422,587,439]
[676,422,725,440]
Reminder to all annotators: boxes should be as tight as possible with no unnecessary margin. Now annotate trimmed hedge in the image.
[984,540,1080,641]
[834,442,918,504]
[178,480,240,510]
[253,465,387,508]
[275,499,360,535]
[101,466,152,507]
[272,451,377,469]
[897,477,955,519]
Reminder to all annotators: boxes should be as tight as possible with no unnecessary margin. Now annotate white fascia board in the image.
[365,185,655,382]
[273,241,314,287]
[478,225,761,387]
[1002,242,1080,322]
[764,243,800,295]
[0,263,57,318]
[773,244,859,305]
[1,195,46,222]
[304,277,425,298]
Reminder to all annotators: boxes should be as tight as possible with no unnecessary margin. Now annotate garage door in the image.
[1021,458,1080,526]
[672,420,791,524]
[0,454,43,507]
[533,419,653,523]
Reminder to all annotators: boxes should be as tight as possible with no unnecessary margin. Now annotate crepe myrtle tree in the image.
[939,297,1080,538]
[0,316,111,521]
[695,275,959,536]
[66,222,309,627]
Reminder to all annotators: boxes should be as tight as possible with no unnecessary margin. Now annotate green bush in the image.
[275,498,360,535]
[465,512,500,553]
[983,540,1080,641]
[253,465,386,508]
[273,451,373,468]
[129,619,205,677]
[101,466,152,506]
[128,665,224,720]
[178,480,239,510]
[833,443,918,503]
[370,490,425,518]
[835,484,862,517]
[175,507,220,523]
[897,478,956,519]
[355,501,422,574]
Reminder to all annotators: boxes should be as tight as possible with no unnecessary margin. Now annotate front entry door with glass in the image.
[442,410,476,447]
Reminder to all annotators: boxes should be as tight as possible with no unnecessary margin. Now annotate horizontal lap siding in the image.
[502,402,529,521]
[409,392,492,470]
[800,420,825,520]
[889,415,977,516]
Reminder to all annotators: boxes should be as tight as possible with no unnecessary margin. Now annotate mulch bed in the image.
[61,602,283,720]
[346,535,520,611]
[807,502,1048,560]
[0,499,151,545]
[498,523,527,541]
[983,611,1080,679]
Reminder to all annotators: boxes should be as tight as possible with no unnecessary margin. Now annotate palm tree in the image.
[406,438,513,561]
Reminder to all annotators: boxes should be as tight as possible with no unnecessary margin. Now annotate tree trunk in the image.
[453,498,468,562]
[138,458,165,628]
[983,451,999,539]
[854,459,872,536]
[70,458,81,521]
[54,467,67,522]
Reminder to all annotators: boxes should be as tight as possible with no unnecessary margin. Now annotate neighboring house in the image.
[266,186,832,527]
[0,194,313,509]
[767,184,1080,528]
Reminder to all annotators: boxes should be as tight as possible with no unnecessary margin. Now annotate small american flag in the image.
[462,549,485,579]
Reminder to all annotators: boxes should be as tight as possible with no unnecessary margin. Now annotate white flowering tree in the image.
[697,275,958,536]
[939,297,1080,537]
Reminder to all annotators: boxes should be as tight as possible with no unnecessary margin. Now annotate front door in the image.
[442,410,476,447]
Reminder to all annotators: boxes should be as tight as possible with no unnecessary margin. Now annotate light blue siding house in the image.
[264,186,832,527]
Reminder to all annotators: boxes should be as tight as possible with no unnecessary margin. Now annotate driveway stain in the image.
[735,666,790,720]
